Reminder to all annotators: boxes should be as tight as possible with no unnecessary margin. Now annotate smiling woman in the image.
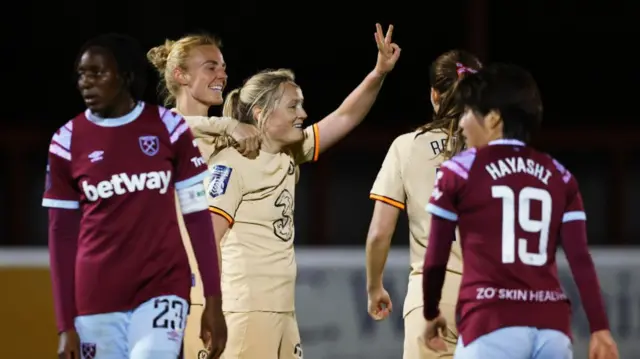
[147,35,226,111]
[200,23,401,359]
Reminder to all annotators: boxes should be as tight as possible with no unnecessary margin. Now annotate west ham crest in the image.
[81,342,97,359]
[139,135,159,156]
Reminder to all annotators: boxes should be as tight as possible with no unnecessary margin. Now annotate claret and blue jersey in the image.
[42,102,208,316]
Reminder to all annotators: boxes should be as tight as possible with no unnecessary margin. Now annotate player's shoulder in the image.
[49,116,78,155]
[412,128,447,142]
[153,104,187,135]
[388,130,443,155]
[539,151,574,184]
[440,147,478,179]
[182,114,215,128]
[210,147,247,173]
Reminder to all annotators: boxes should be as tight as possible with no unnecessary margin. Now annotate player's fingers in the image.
[384,24,394,45]
[369,305,386,320]
[218,340,227,357]
[236,142,247,155]
[427,337,447,352]
[375,23,384,44]
[381,307,390,318]
[240,144,252,157]
[210,343,224,359]
[385,299,393,312]
[367,308,381,320]
[390,44,401,59]
[249,138,259,152]
[201,330,212,347]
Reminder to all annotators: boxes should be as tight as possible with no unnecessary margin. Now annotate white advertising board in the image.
[294,248,640,359]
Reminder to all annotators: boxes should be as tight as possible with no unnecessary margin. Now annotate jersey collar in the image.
[85,101,145,127]
[488,139,525,147]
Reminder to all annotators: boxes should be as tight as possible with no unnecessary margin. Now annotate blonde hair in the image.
[223,69,296,131]
[147,34,222,106]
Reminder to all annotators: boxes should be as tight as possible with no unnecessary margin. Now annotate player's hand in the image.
[231,122,261,159]
[589,330,619,359]
[58,329,80,359]
[423,314,448,352]
[367,287,393,320]
[373,23,401,76]
[201,296,227,359]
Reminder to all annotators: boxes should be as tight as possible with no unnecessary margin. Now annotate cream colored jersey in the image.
[207,124,320,312]
[176,114,239,305]
[370,130,463,315]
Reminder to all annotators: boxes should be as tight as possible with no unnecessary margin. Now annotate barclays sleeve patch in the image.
[208,165,233,198]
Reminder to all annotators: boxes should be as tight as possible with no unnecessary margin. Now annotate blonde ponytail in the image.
[223,89,242,120]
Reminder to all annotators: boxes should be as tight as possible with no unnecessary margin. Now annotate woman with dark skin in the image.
[46,34,225,359]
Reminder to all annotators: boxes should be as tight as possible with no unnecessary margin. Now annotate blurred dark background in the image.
[2,0,639,246]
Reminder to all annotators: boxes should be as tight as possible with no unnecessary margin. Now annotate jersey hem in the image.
[76,292,191,317]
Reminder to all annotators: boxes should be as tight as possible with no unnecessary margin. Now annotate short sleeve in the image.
[291,124,320,165]
[42,125,80,210]
[425,164,463,222]
[183,115,237,138]
[183,115,236,163]
[206,163,243,225]
[369,138,406,210]
[169,117,209,190]
[562,173,587,223]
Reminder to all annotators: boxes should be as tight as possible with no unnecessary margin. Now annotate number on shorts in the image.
[492,186,552,266]
[152,298,185,330]
[294,343,303,359]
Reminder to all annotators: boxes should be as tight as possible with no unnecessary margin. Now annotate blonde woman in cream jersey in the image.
[148,34,262,359]
[365,50,481,359]
[203,24,400,359]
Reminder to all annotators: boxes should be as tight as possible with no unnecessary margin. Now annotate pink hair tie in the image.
[456,62,477,78]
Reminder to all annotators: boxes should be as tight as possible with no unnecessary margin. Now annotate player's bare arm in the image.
[422,216,456,352]
[211,213,230,273]
[315,23,400,153]
[365,201,400,320]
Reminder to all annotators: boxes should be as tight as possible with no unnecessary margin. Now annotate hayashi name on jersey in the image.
[485,156,552,185]
[82,170,172,201]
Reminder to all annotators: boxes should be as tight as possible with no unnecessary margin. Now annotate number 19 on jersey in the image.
[492,185,552,267]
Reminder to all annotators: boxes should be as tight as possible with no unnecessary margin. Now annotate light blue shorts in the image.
[455,326,572,359]
[75,295,188,359]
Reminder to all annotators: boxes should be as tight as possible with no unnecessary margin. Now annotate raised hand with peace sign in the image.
[374,23,401,75]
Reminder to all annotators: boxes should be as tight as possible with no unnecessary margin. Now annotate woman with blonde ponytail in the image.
[203,24,400,359]
[148,34,262,359]
[147,35,260,161]
[365,49,481,359]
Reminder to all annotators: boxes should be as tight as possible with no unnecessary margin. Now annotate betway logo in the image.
[82,171,172,201]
